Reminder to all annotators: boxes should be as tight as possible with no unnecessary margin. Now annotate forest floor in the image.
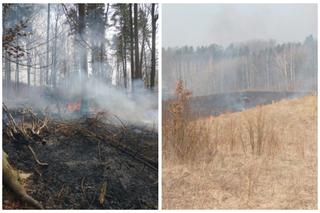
[3,110,158,209]
[163,94,317,209]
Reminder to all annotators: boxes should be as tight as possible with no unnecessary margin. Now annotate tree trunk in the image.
[4,51,11,93]
[122,33,127,89]
[78,4,88,114]
[139,34,145,82]
[15,37,19,92]
[129,4,134,86]
[88,4,98,77]
[265,50,270,89]
[33,55,37,86]
[78,4,88,79]
[27,44,31,87]
[99,4,106,80]
[150,4,157,89]
[40,56,43,86]
[14,5,19,92]
[46,3,50,86]
[52,10,59,88]
[104,4,110,83]
[134,4,140,79]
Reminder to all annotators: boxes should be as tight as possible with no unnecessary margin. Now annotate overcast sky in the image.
[162,4,317,48]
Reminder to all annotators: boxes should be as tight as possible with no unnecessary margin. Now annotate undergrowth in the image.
[164,81,283,165]
[163,80,210,164]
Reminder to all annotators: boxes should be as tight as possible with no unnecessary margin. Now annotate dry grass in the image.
[163,91,317,209]
[163,81,211,164]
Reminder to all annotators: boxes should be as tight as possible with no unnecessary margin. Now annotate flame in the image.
[66,101,81,112]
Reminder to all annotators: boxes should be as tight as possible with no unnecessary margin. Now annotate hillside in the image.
[163,94,317,209]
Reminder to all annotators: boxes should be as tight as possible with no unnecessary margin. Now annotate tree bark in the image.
[129,4,134,85]
[46,4,50,86]
[27,42,31,86]
[4,52,11,95]
[52,9,59,88]
[78,4,88,79]
[134,4,140,79]
[15,37,19,92]
[78,4,88,114]
[15,5,19,92]
[150,4,157,89]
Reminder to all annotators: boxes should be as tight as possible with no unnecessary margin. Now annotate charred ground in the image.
[3,108,158,209]
[164,91,310,118]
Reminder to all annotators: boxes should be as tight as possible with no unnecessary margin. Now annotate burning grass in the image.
[3,105,158,209]
[162,83,317,209]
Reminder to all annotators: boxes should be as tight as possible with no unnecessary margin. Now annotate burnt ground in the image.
[3,112,158,209]
[163,91,310,118]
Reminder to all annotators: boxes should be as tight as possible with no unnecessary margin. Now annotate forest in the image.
[3,3,158,94]
[163,36,317,97]
[3,3,158,209]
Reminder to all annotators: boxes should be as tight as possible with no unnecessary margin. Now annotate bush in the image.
[163,80,210,164]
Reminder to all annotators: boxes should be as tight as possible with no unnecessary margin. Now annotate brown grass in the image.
[163,87,317,209]
[163,80,211,164]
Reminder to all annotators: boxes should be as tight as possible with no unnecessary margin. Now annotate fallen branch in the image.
[3,103,18,133]
[27,145,48,166]
[112,114,127,132]
[80,176,90,207]
[98,181,107,206]
[80,128,158,172]
[3,151,43,209]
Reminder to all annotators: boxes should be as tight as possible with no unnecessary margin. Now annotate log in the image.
[3,151,43,209]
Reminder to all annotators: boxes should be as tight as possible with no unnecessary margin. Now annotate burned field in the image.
[3,104,158,209]
[2,2,159,209]
[164,91,309,119]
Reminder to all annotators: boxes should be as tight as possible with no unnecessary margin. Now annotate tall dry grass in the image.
[163,91,317,209]
[163,81,282,164]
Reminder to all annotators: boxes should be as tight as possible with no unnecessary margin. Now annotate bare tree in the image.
[150,4,157,89]
[46,4,50,85]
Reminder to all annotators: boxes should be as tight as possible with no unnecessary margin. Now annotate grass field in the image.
[162,85,317,209]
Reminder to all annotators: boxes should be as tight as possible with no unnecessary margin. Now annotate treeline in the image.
[2,3,158,97]
[163,36,317,96]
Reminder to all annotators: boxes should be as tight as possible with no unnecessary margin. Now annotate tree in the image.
[46,4,50,86]
[52,6,59,88]
[26,33,31,86]
[87,3,109,81]
[134,4,140,79]
[121,5,128,89]
[3,3,158,98]
[150,3,158,89]
[78,4,87,78]
[78,4,89,113]
[129,4,134,85]
[163,38,317,95]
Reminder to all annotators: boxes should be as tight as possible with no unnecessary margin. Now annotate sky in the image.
[162,4,317,48]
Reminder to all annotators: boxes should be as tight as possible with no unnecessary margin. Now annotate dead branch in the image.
[27,145,48,166]
[80,176,90,207]
[3,103,18,133]
[98,181,107,206]
[112,114,127,131]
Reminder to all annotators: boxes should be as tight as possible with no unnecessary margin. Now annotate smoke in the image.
[3,4,158,130]
[82,78,158,127]
[163,4,317,48]
[4,77,158,129]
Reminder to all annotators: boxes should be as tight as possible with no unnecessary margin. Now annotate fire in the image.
[66,101,81,112]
